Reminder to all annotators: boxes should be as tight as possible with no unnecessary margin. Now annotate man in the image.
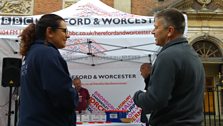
[133,8,205,126]
[140,63,152,91]
[140,63,152,126]
[73,77,90,113]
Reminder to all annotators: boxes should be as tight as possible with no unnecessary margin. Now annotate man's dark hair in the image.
[154,8,185,34]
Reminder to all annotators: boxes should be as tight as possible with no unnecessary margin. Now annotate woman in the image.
[18,14,78,126]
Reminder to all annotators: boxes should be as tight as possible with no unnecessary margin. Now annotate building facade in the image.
[0,0,223,116]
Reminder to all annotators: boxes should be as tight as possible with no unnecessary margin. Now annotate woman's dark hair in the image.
[19,14,64,56]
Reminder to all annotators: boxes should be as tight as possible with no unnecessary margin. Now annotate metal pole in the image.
[7,86,12,126]
[216,85,221,126]
[14,87,19,126]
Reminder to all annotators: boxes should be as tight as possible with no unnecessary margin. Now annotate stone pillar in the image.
[114,0,131,13]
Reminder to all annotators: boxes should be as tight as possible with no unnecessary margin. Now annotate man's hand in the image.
[133,90,143,106]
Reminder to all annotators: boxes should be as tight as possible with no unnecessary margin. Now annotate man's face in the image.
[140,65,151,79]
[152,17,169,47]
[73,79,81,90]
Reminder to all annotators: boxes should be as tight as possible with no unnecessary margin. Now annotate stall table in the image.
[77,122,143,126]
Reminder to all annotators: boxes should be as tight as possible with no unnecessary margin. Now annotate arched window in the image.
[192,40,222,58]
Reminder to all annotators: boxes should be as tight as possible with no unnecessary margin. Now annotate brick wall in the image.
[131,0,178,16]
[33,0,113,15]
[34,0,63,15]
[33,0,177,16]
[101,0,114,8]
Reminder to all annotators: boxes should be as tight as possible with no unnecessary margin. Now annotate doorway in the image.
[204,77,215,114]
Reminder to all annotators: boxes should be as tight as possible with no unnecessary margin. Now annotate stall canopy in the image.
[0,0,160,66]
[57,0,160,65]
